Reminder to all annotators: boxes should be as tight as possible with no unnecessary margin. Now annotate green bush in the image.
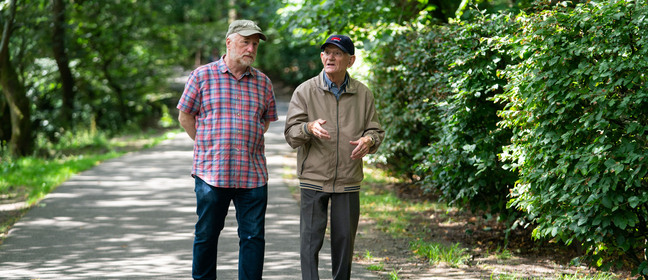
[367,12,519,219]
[369,0,648,276]
[424,13,519,218]
[364,25,442,181]
[497,0,648,276]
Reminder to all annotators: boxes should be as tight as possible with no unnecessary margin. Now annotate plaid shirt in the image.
[177,58,278,188]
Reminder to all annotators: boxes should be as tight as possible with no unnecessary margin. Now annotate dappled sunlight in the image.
[0,101,378,279]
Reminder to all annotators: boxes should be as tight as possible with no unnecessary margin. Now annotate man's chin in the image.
[239,59,254,67]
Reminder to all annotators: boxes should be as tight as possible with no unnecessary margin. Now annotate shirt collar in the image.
[217,55,254,77]
[323,72,349,91]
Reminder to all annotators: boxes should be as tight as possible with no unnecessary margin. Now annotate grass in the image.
[364,250,386,271]
[360,167,446,237]
[1,153,122,204]
[0,128,179,240]
[489,272,618,280]
[410,239,471,267]
[361,165,471,268]
[358,164,624,279]
[387,268,401,280]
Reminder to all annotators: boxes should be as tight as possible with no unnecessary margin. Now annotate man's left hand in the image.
[350,136,373,160]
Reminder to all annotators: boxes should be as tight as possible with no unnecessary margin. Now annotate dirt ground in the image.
[352,183,633,280]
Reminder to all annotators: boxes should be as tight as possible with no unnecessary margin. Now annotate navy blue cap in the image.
[320,35,354,55]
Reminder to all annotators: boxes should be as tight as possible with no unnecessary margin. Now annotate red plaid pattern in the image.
[177,58,278,188]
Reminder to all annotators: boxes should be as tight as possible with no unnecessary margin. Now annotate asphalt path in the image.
[0,101,377,279]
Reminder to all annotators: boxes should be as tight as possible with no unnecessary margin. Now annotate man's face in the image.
[320,45,354,76]
[227,34,260,67]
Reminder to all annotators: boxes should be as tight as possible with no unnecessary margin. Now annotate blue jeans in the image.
[192,176,267,280]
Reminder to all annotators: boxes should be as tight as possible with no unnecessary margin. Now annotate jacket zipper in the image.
[333,96,340,192]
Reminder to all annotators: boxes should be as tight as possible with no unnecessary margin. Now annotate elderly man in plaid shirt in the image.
[177,19,278,280]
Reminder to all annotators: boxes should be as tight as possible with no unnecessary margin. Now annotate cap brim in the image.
[237,30,267,41]
[320,42,350,54]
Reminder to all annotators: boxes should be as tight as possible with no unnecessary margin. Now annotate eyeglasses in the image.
[322,50,345,58]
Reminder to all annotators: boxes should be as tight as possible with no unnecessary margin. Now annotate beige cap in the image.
[226,20,267,41]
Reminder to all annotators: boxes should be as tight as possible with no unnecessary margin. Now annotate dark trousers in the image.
[300,189,360,280]
[192,177,267,280]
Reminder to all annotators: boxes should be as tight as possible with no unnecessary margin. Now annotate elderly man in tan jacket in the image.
[284,34,385,280]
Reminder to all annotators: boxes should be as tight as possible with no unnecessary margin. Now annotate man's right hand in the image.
[308,119,330,139]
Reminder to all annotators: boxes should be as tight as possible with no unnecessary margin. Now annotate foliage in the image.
[366,11,519,220]
[276,0,537,52]
[489,272,619,280]
[0,0,191,151]
[496,0,648,276]
[426,12,519,218]
[362,23,442,181]
[388,268,401,280]
[367,0,648,276]
[276,0,430,49]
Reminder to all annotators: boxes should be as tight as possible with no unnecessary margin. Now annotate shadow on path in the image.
[0,101,376,279]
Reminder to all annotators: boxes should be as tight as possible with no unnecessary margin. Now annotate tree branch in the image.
[0,0,18,58]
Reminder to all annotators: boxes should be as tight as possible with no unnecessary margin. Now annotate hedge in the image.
[367,0,648,277]
[499,0,648,275]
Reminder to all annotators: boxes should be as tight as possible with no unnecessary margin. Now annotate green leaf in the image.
[551,226,559,237]
[628,196,640,208]
[602,196,612,208]
[613,213,628,229]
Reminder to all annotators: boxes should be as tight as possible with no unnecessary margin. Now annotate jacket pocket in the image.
[298,143,310,176]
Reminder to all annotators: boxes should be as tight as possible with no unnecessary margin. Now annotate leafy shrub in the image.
[424,12,519,218]
[367,12,519,220]
[370,0,648,276]
[365,25,444,181]
[497,0,648,276]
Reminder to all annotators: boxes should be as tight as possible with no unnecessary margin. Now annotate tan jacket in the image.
[284,71,385,193]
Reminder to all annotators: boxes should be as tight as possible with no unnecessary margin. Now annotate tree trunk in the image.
[0,0,33,157]
[0,57,33,157]
[228,0,237,22]
[0,98,11,144]
[51,0,75,129]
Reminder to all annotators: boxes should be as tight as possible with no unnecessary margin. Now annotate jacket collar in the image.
[317,70,357,94]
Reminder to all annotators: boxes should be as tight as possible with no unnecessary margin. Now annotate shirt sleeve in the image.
[264,80,279,122]
[177,70,202,115]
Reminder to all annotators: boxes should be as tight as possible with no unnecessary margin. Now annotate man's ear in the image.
[348,55,356,67]
[225,37,232,49]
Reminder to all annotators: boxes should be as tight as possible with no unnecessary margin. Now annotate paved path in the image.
[0,101,377,279]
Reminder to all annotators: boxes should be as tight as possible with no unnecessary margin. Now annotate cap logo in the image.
[331,37,341,42]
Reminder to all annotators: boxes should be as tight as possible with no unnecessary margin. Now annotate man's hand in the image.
[350,136,373,160]
[308,119,331,139]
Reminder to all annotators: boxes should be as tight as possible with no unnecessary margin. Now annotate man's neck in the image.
[325,72,346,86]
[224,55,249,79]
